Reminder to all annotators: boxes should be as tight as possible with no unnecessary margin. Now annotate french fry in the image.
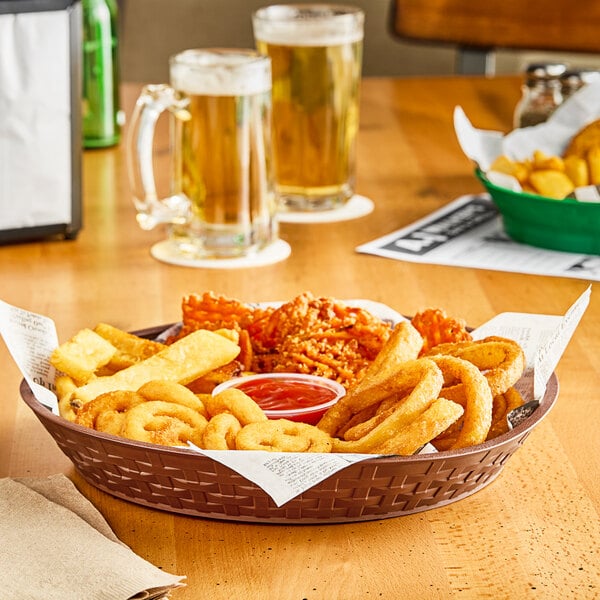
[489,151,581,199]
[71,329,241,404]
[93,322,165,373]
[489,155,531,184]
[564,155,589,188]
[529,169,574,199]
[564,118,600,159]
[532,149,565,172]
[50,328,117,384]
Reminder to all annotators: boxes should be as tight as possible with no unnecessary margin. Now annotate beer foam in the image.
[253,6,364,47]
[170,50,271,96]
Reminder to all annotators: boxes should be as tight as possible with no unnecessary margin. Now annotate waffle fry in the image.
[410,308,472,354]
[177,290,260,336]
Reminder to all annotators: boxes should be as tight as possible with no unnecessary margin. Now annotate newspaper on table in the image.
[0,288,590,506]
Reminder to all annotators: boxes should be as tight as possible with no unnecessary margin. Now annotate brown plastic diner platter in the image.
[20,324,559,524]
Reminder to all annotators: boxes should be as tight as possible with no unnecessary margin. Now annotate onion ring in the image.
[426,336,525,396]
[137,379,208,417]
[429,406,464,450]
[341,401,399,442]
[429,355,493,449]
[205,388,267,425]
[202,413,242,450]
[75,390,146,435]
[120,400,208,447]
[335,403,379,439]
[328,358,444,452]
[487,387,525,440]
[370,398,464,455]
[317,319,429,438]
[236,419,333,452]
[434,385,524,449]
[341,393,415,441]
[349,321,423,395]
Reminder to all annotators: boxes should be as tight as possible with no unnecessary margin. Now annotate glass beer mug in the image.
[252,5,364,212]
[127,49,277,260]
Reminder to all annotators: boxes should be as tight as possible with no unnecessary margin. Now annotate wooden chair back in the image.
[390,0,600,74]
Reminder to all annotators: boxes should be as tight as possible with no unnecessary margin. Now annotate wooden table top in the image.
[1,76,598,599]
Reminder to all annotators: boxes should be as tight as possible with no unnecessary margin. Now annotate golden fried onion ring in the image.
[429,355,493,449]
[120,400,208,447]
[487,387,525,440]
[137,379,208,417]
[317,321,427,438]
[236,419,333,452]
[75,390,146,435]
[202,413,242,450]
[349,321,424,396]
[204,388,267,425]
[370,398,464,455]
[426,336,525,396]
[324,358,444,452]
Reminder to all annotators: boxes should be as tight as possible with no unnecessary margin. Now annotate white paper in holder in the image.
[0,10,72,230]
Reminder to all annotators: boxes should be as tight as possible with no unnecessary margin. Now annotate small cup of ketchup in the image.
[212,373,346,425]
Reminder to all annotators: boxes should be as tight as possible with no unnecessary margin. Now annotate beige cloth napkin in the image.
[0,474,185,600]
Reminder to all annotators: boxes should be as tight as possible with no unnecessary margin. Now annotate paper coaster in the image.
[150,238,291,269]
[277,194,374,224]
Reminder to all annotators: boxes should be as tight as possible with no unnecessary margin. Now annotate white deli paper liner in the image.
[0,289,590,506]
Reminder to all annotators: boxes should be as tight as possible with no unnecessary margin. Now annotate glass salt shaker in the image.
[560,69,600,101]
[513,62,567,128]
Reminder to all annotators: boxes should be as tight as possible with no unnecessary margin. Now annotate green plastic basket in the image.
[476,169,600,255]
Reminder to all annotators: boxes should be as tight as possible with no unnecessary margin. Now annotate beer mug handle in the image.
[126,84,191,230]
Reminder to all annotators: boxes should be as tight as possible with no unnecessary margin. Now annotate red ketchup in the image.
[234,376,342,424]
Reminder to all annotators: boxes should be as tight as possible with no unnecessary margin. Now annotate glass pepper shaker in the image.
[82,0,122,148]
[513,62,568,129]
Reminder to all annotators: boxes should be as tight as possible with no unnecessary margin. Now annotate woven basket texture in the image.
[20,374,557,523]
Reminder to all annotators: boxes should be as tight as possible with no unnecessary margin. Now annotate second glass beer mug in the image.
[252,4,364,212]
[127,49,276,259]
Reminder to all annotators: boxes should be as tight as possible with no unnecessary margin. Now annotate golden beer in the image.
[253,5,364,211]
[172,91,275,255]
[170,50,275,256]
[128,49,276,259]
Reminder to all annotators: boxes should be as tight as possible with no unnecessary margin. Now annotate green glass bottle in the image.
[82,0,122,148]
